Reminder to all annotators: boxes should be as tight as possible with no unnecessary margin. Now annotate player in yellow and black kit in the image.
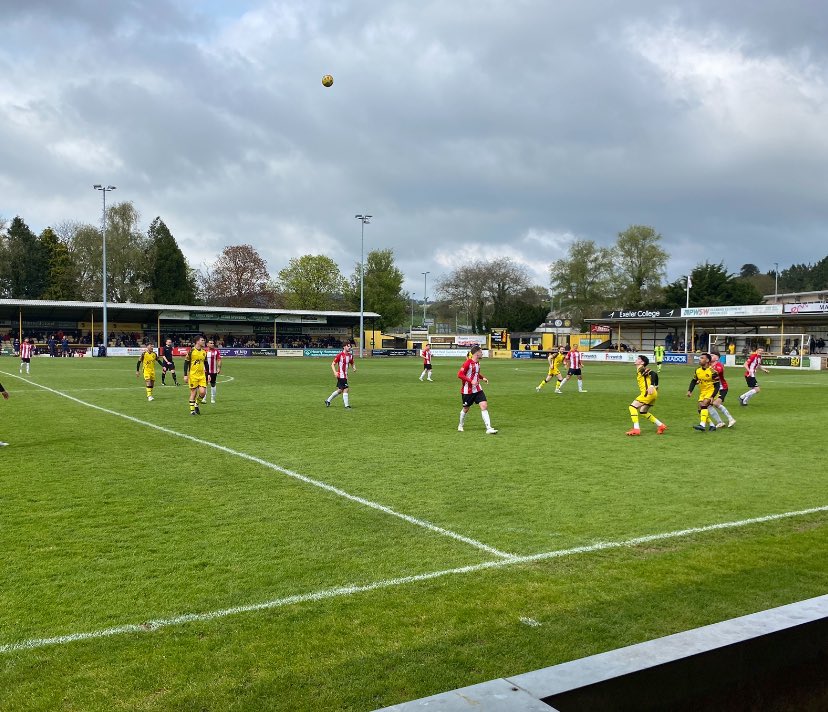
[687,352,720,432]
[626,355,667,435]
[184,336,208,415]
[136,343,158,401]
[536,345,565,393]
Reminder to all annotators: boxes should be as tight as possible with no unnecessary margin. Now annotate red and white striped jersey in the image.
[333,351,354,378]
[567,350,583,369]
[745,353,762,377]
[712,361,728,390]
[422,349,432,366]
[20,342,33,359]
[457,358,483,394]
[206,348,222,373]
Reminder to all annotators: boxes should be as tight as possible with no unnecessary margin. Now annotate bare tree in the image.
[203,245,271,307]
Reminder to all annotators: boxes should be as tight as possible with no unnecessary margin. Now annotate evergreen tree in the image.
[0,216,48,298]
[662,263,763,308]
[148,217,196,304]
[345,249,406,330]
[40,227,79,300]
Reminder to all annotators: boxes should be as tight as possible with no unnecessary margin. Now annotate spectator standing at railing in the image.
[47,335,57,357]
[62,335,70,357]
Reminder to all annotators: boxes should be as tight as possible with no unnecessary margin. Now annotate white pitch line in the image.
[0,371,509,560]
[0,375,235,394]
[1,504,825,655]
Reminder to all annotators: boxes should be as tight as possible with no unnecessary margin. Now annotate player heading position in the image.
[184,336,208,415]
[687,352,720,432]
[739,347,769,406]
[626,355,667,436]
[654,344,665,373]
[419,343,433,382]
[560,344,587,392]
[136,343,158,401]
[205,340,222,403]
[161,338,179,386]
[457,345,497,434]
[326,342,356,408]
[19,338,33,374]
[709,352,736,428]
[0,381,9,447]
[536,345,565,393]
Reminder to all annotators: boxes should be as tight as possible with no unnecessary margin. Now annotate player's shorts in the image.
[697,390,715,403]
[163,361,175,371]
[567,368,582,376]
[336,377,349,390]
[21,358,30,363]
[462,390,487,407]
[143,369,156,381]
[633,392,657,406]
[423,364,432,370]
[717,388,728,401]
[189,375,207,388]
[745,376,758,388]
[547,368,560,377]
[207,372,218,386]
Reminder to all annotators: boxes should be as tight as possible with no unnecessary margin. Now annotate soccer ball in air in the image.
[322,74,334,87]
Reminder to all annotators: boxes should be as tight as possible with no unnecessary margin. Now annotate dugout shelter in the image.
[0,299,380,356]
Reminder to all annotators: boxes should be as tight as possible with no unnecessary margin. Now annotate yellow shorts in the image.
[142,369,156,381]
[635,392,657,406]
[547,368,560,377]
[698,390,714,402]
[189,375,207,388]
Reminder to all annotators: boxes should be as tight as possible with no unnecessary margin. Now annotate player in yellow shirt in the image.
[135,343,158,401]
[184,336,208,415]
[687,352,720,432]
[536,346,565,394]
[626,355,667,435]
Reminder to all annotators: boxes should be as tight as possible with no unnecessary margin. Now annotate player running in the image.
[687,352,720,432]
[419,343,433,382]
[457,345,497,434]
[739,347,769,406]
[708,352,736,428]
[19,338,33,374]
[626,355,667,436]
[325,342,356,408]
[204,340,222,404]
[135,343,159,401]
[160,338,179,386]
[184,336,208,415]
[0,381,9,447]
[536,345,565,393]
[654,344,665,373]
[560,344,587,392]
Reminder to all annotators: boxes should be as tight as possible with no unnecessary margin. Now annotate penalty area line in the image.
[1,504,825,655]
[0,371,510,560]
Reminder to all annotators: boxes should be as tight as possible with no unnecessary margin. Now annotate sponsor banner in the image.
[784,302,828,314]
[591,324,611,333]
[105,347,145,357]
[277,348,304,357]
[456,335,488,347]
[580,351,603,361]
[681,305,782,318]
[663,352,689,364]
[512,351,533,359]
[159,310,190,320]
[429,336,456,345]
[490,329,508,346]
[198,311,273,322]
[601,309,679,319]
[275,315,328,324]
[303,348,340,357]
[372,349,417,357]
[735,355,809,368]
[431,348,490,358]
[172,346,189,357]
[219,348,252,357]
[490,349,513,359]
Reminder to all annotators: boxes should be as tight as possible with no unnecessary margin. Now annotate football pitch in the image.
[1,356,827,711]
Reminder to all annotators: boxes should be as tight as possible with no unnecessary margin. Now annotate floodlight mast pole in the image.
[355,214,372,358]
[411,293,416,329]
[422,271,430,328]
[684,274,691,354]
[774,262,779,302]
[93,184,116,356]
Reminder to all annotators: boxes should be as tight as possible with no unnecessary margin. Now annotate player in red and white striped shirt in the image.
[325,342,357,408]
[204,340,223,404]
[457,345,497,434]
[708,352,736,428]
[19,338,33,374]
[559,344,587,393]
[419,343,433,382]
[739,347,769,406]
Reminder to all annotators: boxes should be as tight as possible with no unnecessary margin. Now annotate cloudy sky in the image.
[1,0,826,299]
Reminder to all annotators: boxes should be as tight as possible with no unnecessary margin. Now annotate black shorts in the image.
[745,376,758,388]
[207,372,218,386]
[568,368,581,376]
[423,364,432,370]
[163,361,176,371]
[462,390,487,408]
[717,388,728,401]
[336,378,349,390]
[21,357,30,363]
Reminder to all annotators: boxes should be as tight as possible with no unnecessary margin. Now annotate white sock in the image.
[744,388,758,401]
[719,404,733,419]
[420,370,426,379]
[708,407,722,424]
[26,364,30,373]
[343,392,350,407]
[481,410,492,428]
[459,409,467,426]
[211,386,216,399]
[327,391,340,403]
[559,378,567,390]
[577,380,583,391]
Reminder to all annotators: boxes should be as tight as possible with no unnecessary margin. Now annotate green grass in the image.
[0,355,826,711]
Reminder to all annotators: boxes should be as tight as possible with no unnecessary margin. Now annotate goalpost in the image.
[708,333,808,367]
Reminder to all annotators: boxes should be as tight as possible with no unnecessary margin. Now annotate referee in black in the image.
[160,339,179,386]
